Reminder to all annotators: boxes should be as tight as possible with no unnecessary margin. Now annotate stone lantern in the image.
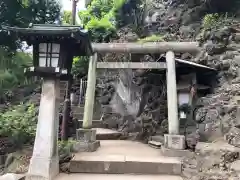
[3,24,93,180]
[4,24,92,79]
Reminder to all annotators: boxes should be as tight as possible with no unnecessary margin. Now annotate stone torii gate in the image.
[77,42,200,151]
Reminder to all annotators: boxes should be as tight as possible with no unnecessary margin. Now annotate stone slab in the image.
[148,140,162,149]
[55,173,183,180]
[161,146,194,158]
[95,128,123,140]
[164,134,186,150]
[73,140,100,152]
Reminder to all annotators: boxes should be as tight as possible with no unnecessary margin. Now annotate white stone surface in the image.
[26,79,60,180]
[166,51,179,134]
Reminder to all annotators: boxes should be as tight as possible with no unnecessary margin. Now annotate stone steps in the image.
[95,128,123,140]
[78,120,102,128]
[74,113,101,120]
[55,173,183,180]
[69,140,182,175]
[69,154,182,175]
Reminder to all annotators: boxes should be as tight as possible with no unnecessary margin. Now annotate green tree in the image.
[0,0,61,50]
[78,0,126,42]
[0,0,61,102]
[63,11,72,25]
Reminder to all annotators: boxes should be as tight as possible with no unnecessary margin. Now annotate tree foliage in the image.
[0,0,61,50]
[78,0,126,42]
[0,0,61,102]
[62,10,72,25]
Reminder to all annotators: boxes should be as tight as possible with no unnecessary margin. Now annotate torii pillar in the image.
[74,53,100,152]
[164,51,185,150]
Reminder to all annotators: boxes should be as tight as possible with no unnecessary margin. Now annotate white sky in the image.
[62,0,86,11]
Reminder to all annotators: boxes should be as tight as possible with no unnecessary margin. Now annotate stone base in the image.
[26,156,59,180]
[73,140,100,152]
[76,128,96,142]
[75,128,100,152]
[161,146,194,158]
[164,134,186,150]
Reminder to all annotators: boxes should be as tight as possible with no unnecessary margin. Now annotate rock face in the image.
[183,141,240,179]
[94,0,240,145]
[96,67,168,142]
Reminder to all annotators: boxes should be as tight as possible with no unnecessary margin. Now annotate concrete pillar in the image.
[73,53,100,152]
[82,53,97,129]
[164,51,185,151]
[26,78,60,180]
[166,51,179,135]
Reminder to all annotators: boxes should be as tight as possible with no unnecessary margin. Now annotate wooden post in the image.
[82,53,97,129]
[166,51,179,135]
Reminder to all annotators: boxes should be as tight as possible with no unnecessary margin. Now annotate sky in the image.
[61,0,86,24]
[62,0,86,11]
[22,0,86,53]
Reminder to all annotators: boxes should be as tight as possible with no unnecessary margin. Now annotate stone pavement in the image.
[55,173,183,180]
[69,140,182,175]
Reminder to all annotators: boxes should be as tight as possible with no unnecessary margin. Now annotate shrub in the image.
[71,56,89,79]
[0,103,37,147]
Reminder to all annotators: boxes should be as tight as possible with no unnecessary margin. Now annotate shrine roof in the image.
[2,24,93,56]
[2,24,89,37]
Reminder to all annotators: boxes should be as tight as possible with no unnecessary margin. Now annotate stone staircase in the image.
[60,81,102,128]
[62,140,183,180]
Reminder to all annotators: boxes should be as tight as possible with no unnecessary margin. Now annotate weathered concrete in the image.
[164,134,186,150]
[69,140,182,175]
[74,129,100,152]
[55,173,183,180]
[82,53,97,129]
[166,51,179,135]
[73,141,100,152]
[27,79,60,180]
[97,62,166,69]
[92,42,200,54]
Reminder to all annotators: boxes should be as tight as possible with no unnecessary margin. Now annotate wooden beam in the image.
[97,62,167,69]
[92,42,200,54]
